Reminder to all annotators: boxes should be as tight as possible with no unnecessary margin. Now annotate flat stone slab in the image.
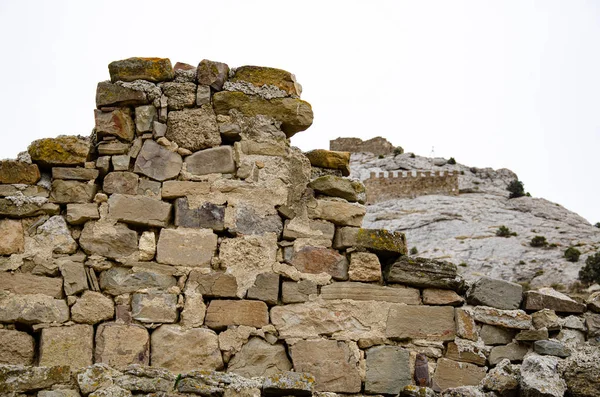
[472,306,532,329]
[467,276,523,310]
[39,325,94,368]
[524,288,586,314]
[95,322,150,370]
[321,282,421,304]
[0,293,69,325]
[386,305,455,341]
[204,300,269,329]
[108,194,171,227]
[0,329,35,365]
[308,198,365,227]
[432,358,487,392]
[365,346,411,394]
[0,273,63,298]
[96,81,148,108]
[184,145,235,176]
[134,140,182,182]
[28,136,90,167]
[304,149,350,176]
[109,57,174,83]
[0,161,40,184]
[385,256,463,291]
[79,221,138,260]
[156,228,217,267]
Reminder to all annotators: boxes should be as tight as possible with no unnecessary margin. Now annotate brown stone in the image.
[79,221,138,260]
[197,59,229,91]
[290,246,348,280]
[96,81,148,108]
[532,309,561,331]
[0,199,59,218]
[386,305,455,341]
[184,146,236,176]
[28,136,90,167]
[304,150,350,176]
[39,325,94,368]
[0,219,24,255]
[108,57,174,83]
[516,328,549,341]
[231,65,301,96]
[95,322,150,369]
[174,198,225,230]
[156,228,217,267]
[348,252,381,282]
[71,291,114,324]
[0,293,69,324]
[0,161,40,184]
[228,338,292,378]
[423,289,465,306]
[60,261,89,295]
[321,282,421,304]
[524,288,587,314]
[50,180,97,203]
[131,292,178,323]
[186,270,238,298]
[472,306,532,329]
[52,167,99,181]
[432,358,487,392]
[108,194,171,227]
[103,172,139,195]
[162,181,210,198]
[95,109,135,142]
[445,342,487,366]
[205,300,269,329]
[0,329,35,365]
[66,203,100,225]
[365,345,411,394]
[99,267,176,296]
[455,308,478,341]
[281,280,317,303]
[480,325,515,346]
[385,256,463,290]
[246,273,279,305]
[489,342,529,365]
[134,140,183,182]
[0,365,71,393]
[166,107,221,152]
[307,198,365,227]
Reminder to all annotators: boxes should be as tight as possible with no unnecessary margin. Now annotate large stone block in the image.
[52,167,99,181]
[151,325,223,372]
[174,197,225,230]
[365,346,411,394]
[205,300,269,329]
[156,228,217,267]
[197,59,229,91]
[290,339,361,393]
[60,261,89,295]
[50,180,97,203]
[103,172,139,195]
[28,136,90,167]
[0,273,62,298]
[66,203,100,225]
[0,198,59,218]
[187,270,238,298]
[0,365,71,393]
[0,293,69,324]
[226,202,283,237]
[321,282,421,304]
[472,306,532,329]
[95,322,150,369]
[131,292,178,323]
[71,291,114,324]
[247,273,279,305]
[96,81,148,108]
[134,140,182,181]
[0,160,40,184]
[184,146,236,176]
[230,65,301,96]
[0,329,35,365]
[308,175,363,202]
[108,57,174,83]
[307,198,365,227]
[79,221,138,260]
[467,276,523,310]
[166,107,221,152]
[99,267,177,296]
[39,324,94,368]
[0,219,24,255]
[348,252,381,282]
[290,246,348,280]
[489,342,529,365]
[160,82,196,110]
[432,358,487,392]
[385,256,463,290]
[162,181,210,198]
[524,288,587,314]
[108,194,171,227]
[304,149,350,176]
[228,338,292,378]
[520,353,566,397]
[386,305,455,341]
[95,109,135,142]
[480,325,515,346]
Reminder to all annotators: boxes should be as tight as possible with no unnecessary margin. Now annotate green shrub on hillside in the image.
[496,225,517,237]
[448,157,457,165]
[507,179,525,199]
[579,252,600,284]
[530,236,548,248]
[564,247,581,262]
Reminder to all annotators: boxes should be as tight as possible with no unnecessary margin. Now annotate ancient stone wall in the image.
[0,57,599,397]
[329,137,396,156]
[364,170,459,204]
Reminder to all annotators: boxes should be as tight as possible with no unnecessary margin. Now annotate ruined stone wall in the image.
[329,137,396,156]
[0,57,599,397]
[364,170,459,204]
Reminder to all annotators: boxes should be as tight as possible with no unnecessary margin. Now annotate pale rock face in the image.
[50,180,97,204]
[71,291,115,324]
[0,293,69,324]
[79,221,138,261]
[39,325,94,368]
[227,337,292,378]
[156,228,217,267]
[134,140,183,182]
[131,292,178,323]
[520,353,566,397]
[431,358,487,392]
[0,219,24,255]
[205,300,269,329]
[107,194,171,228]
[365,346,411,394]
[0,273,63,298]
[0,329,35,365]
[99,267,177,296]
[348,252,381,282]
[95,322,150,369]
[166,107,221,152]
[36,215,78,254]
[138,231,156,261]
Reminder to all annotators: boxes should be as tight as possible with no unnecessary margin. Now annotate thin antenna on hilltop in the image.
[430,146,435,158]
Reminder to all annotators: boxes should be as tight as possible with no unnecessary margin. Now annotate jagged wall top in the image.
[330,136,396,156]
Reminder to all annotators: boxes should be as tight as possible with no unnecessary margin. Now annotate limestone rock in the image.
[472,306,532,329]
[588,291,600,313]
[524,288,586,313]
[281,280,317,303]
[480,325,515,346]
[197,59,229,91]
[104,172,139,195]
[71,291,114,324]
[166,107,221,152]
[134,140,182,182]
[0,198,59,218]
[386,305,455,341]
[38,389,81,397]
[160,82,196,110]
[402,386,436,397]
[0,365,71,393]
[95,109,135,142]
[185,146,236,176]
[534,340,570,358]
[156,228,217,267]
[0,329,35,365]
[151,325,223,372]
[561,343,600,397]
[365,345,411,394]
[39,324,94,368]
[108,194,171,227]
[0,273,62,298]
[174,198,226,230]
[481,358,520,394]
[205,300,269,329]
[95,322,150,369]
[138,231,156,261]
[230,65,301,96]
[532,309,561,331]
[226,202,283,237]
[489,342,529,365]
[0,293,69,324]
[455,308,478,341]
[290,247,348,280]
[305,149,350,176]
[79,221,138,260]
[52,167,99,180]
[28,136,90,167]
[0,219,24,255]
[99,267,176,295]
[290,339,361,393]
[50,180,97,203]
[466,276,523,310]
[228,337,292,378]
[134,105,157,133]
[162,181,210,198]
[385,256,463,290]
[520,353,566,397]
[423,289,464,306]
[445,341,486,366]
[98,141,130,155]
[308,198,365,227]
[348,252,381,282]
[60,261,89,295]
[187,270,238,298]
[66,203,100,224]
[263,372,315,397]
[109,57,174,83]
[586,312,600,339]
[309,175,364,202]
[131,292,178,323]
[432,358,487,392]
[516,328,549,341]
[246,273,279,305]
[321,282,421,304]
[96,81,148,108]
[180,291,206,328]
[0,160,40,184]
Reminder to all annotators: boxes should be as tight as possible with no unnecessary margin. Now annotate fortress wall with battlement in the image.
[365,170,459,204]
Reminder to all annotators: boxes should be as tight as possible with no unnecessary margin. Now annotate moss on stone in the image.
[108,57,174,83]
[28,136,90,167]
[356,228,407,254]
[231,66,300,96]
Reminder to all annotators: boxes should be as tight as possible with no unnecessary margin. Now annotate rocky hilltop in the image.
[351,150,600,289]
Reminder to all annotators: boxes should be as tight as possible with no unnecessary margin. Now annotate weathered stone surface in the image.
[226,202,283,237]
[562,314,587,331]
[432,358,487,392]
[151,325,223,372]
[96,81,148,108]
[39,324,93,368]
[228,337,292,378]
[0,293,69,324]
[0,198,59,218]
[0,365,71,393]
[50,180,97,203]
[134,105,157,133]
[402,385,436,397]
[291,339,361,393]
[308,198,365,227]
[524,288,586,313]
[322,282,421,304]
[304,150,350,176]
[532,309,561,331]
[231,66,301,96]
[131,292,178,323]
[534,340,570,358]
[263,372,315,397]
[36,215,78,255]
[489,342,529,365]
[187,270,238,298]
[290,246,348,280]
[160,82,196,110]
[520,353,566,397]
[71,291,114,324]
[197,59,229,91]
[481,358,520,395]
[185,145,235,175]
[28,136,90,167]
[0,329,35,365]
[308,175,362,202]
[138,231,155,261]
[0,161,40,184]
[66,203,99,224]
[455,308,478,341]
[348,252,381,282]
[166,107,221,152]
[205,300,269,329]
[38,389,81,397]
[104,172,139,195]
[247,273,279,305]
[467,276,523,310]
[516,328,549,341]
[95,109,135,142]
[80,221,138,260]
[472,306,532,329]
[556,328,586,349]
[445,341,486,366]
[109,57,174,83]
[60,261,89,295]
[414,353,431,388]
[134,140,182,182]
[77,364,121,395]
[365,345,411,394]
[480,324,516,345]
[0,273,62,298]
[281,280,317,303]
[588,291,600,313]
[162,181,210,198]
[156,228,217,267]
[52,167,99,181]
[174,197,225,230]
[423,289,464,306]
[98,141,130,155]
[108,194,171,227]
[586,312,600,338]
[386,305,455,341]
[113,155,130,171]
[99,267,176,295]
[0,219,24,255]
[213,91,313,137]
[89,385,131,397]
[386,256,463,290]
[114,365,176,393]
[95,322,149,369]
[0,184,48,198]
[562,343,600,397]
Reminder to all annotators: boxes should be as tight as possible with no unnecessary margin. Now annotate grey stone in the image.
[79,221,138,260]
[134,105,157,133]
[104,169,140,195]
[585,312,600,338]
[99,267,177,296]
[431,359,487,392]
[134,140,182,181]
[66,203,99,224]
[308,175,363,202]
[0,329,35,365]
[52,167,99,181]
[36,215,78,254]
[524,288,586,313]
[114,365,175,393]
[38,389,81,397]
[489,342,530,365]
[587,291,600,313]
[472,306,532,329]
[0,365,71,393]
[89,385,131,397]
[96,156,111,175]
[0,273,63,298]
[520,353,566,397]
[166,107,221,152]
[95,322,150,370]
[111,155,130,171]
[184,145,235,176]
[197,59,229,91]
[281,280,317,303]
[516,328,549,341]
[321,282,421,304]
[263,372,315,397]
[95,109,135,142]
[152,121,167,138]
[467,276,523,310]
[137,178,161,198]
[174,197,225,231]
[71,291,114,324]
[0,198,59,218]
[534,340,570,358]
[50,180,97,203]
[227,203,282,236]
[480,358,520,395]
[187,270,238,298]
[131,292,178,323]
[561,315,587,330]
[97,141,131,156]
[385,256,463,290]
[96,81,148,108]
[228,338,292,378]
[561,343,600,397]
[386,305,455,341]
[365,345,411,394]
[108,193,171,227]
[60,261,89,295]
[197,84,211,105]
[247,273,279,305]
[156,228,217,267]
[0,293,69,324]
[532,309,561,331]
[160,82,196,110]
[39,324,94,368]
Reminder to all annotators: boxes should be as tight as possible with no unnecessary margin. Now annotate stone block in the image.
[134,140,182,181]
[197,59,229,91]
[60,261,89,295]
[489,342,529,365]
[534,340,570,358]
[281,280,317,303]
[187,270,238,298]
[38,389,81,397]
[516,328,549,341]
[151,325,223,372]
[95,322,150,369]
[348,252,381,282]
[521,353,566,397]
[386,305,455,341]
[28,135,90,167]
[226,202,282,236]
[0,273,62,298]
[137,178,161,198]
[0,160,40,184]
[108,57,174,83]
[174,197,225,230]
[0,365,71,393]
[156,228,217,267]
[112,155,130,171]
[385,256,463,290]
[162,181,210,198]
[160,82,196,110]
[480,325,515,346]
[79,221,138,260]
[290,339,361,393]
[96,81,148,108]
[228,338,292,378]
[99,267,176,296]
[307,198,365,227]
[455,308,478,341]
[97,141,131,155]
[134,105,157,133]
[230,65,301,96]
[52,167,99,181]
[66,203,99,224]
[467,276,523,310]
[308,175,362,202]
[95,109,135,142]
[0,219,24,255]
[196,84,211,105]
[205,300,269,329]
[321,282,421,304]
[71,291,114,324]
[131,292,178,323]
[39,325,94,368]
[304,149,350,176]
[108,194,171,227]
[247,273,279,305]
[432,358,487,392]
[184,145,235,176]
[50,180,97,203]
[365,346,411,394]
[139,231,156,261]
[524,288,587,313]
[290,246,348,280]
[472,306,532,329]
[166,107,220,152]
[0,293,69,324]
[0,198,60,218]
[423,289,464,306]
[0,329,35,365]
[445,341,486,366]
[532,309,561,331]
[0,184,47,198]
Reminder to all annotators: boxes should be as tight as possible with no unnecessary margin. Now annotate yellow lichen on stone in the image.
[231,66,301,96]
[28,135,90,167]
[108,57,174,83]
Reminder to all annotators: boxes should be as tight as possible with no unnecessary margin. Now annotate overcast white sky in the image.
[1,1,599,223]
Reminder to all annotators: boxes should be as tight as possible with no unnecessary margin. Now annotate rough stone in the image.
[0,293,69,324]
[308,198,365,227]
[516,328,549,341]
[197,59,229,91]
[108,57,174,83]
[180,291,206,328]
[99,267,176,295]
[348,251,381,282]
[138,231,156,261]
[96,81,148,108]
[588,291,600,313]
[196,84,211,105]
[134,140,182,181]
[36,215,78,254]
[455,308,478,341]
[156,228,217,267]
[133,105,158,135]
[104,172,139,195]
[0,365,71,393]
[480,325,515,345]
[38,389,81,397]
[304,149,350,176]
[71,291,114,324]
[489,342,530,365]
[247,273,279,305]
[281,280,317,303]
[28,136,90,167]
[290,246,348,280]
[402,386,436,397]
[52,167,99,180]
[481,358,520,395]
[50,180,97,203]
[534,340,570,358]
[524,288,586,313]
[321,282,421,304]
[166,107,221,152]
[386,305,455,341]
[131,292,178,323]
[561,343,600,397]
[423,289,465,306]
[345,228,407,255]
[226,202,283,237]
[0,161,40,184]
[185,145,236,175]
[112,155,130,171]
[205,300,269,329]
[187,270,238,298]
[0,329,35,365]
[308,175,362,202]
[231,65,301,96]
[95,322,150,369]
[0,273,63,298]
[228,337,292,378]
[108,194,171,227]
[0,219,24,255]
[160,82,196,110]
[97,141,131,156]
[585,312,600,338]
[432,358,487,392]
[174,198,225,230]
[162,181,210,198]
[532,309,561,331]
[386,256,463,290]
[467,276,523,310]
[39,324,94,368]
[0,198,59,218]
[520,353,566,397]
[66,203,99,224]
[60,261,89,295]
[290,339,361,393]
[95,109,135,142]
[365,345,411,394]
[445,341,486,366]
[151,325,223,372]
[79,221,138,260]
[472,306,532,329]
